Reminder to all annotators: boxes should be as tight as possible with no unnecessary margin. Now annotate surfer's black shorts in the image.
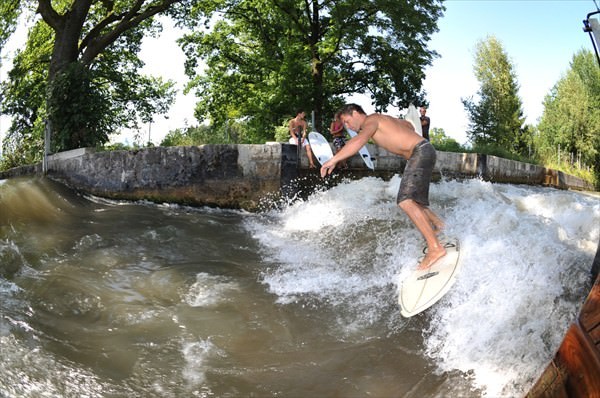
[397,140,436,206]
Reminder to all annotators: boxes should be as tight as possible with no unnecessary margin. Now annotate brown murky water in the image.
[1,177,598,397]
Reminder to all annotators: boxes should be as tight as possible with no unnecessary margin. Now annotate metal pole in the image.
[583,11,600,67]
[43,119,51,174]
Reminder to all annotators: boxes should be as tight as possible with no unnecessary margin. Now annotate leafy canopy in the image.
[0,0,20,49]
[536,49,600,187]
[462,36,527,154]
[1,0,196,165]
[180,0,445,139]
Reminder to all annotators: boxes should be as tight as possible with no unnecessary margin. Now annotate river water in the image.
[0,176,598,397]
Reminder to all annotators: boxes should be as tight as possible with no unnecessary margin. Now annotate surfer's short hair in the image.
[339,103,366,116]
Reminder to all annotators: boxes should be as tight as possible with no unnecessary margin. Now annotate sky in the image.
[419,0,596,144]
[0,0,598,148]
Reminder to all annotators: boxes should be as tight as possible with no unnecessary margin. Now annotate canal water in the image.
[1,176,598,397]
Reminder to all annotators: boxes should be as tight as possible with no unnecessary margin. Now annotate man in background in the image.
[289,110,316,168]
[419,106,430,141]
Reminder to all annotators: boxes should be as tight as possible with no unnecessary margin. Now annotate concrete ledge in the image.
[435,151,479,177]
[47,147,95,161]
[25,144,296,210]
[483,154,546,184]
[0,144,595,210]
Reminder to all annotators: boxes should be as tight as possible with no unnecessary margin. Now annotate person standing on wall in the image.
[329,112,348,169]
[419,106,430,141]
[289,110,316,168]
[320,104,446,271]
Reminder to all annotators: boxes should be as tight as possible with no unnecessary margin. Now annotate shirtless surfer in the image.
[320,104,446,270]
[288,110,316,168]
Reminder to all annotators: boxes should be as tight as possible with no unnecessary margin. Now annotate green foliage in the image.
[161,126,208,146]
[160,121,253,146]
[1,2,179,165]
[429,127,464,152]
[1,21,52,169]
[46,62,111,150]
[470,142,536,164]
[427,127,539,165]
[536,49,600,188]
[0,0,20,49]
[0,131,44,171]
[161,128,195,146]
[101,142,134,151]
[46,58,176,151]
[274,119,292,143]
[181,0,444,140]
[462,36,526,154]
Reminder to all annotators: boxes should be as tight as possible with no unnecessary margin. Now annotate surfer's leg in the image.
[399,199,446,270]
[396,141,444,269]
[305,143,316,168]
[423,207,445,235]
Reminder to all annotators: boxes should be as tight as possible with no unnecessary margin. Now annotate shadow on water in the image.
[0,176,598,397]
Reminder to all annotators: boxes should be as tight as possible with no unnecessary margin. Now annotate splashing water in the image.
[247,176,599,396]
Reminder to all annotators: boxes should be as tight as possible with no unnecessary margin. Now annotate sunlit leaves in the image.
[1,0,184,162]
[537,49,600,180]
[0,0,21,48]
[462,36,526,153]
[181,0,444,140]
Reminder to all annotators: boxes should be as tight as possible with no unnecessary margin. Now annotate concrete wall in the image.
[1,144,297,210]
[0,143,594,210]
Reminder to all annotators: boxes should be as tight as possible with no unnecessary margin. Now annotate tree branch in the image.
[36,0,63,29]
[80,0,181,66]
[271,0,309,38]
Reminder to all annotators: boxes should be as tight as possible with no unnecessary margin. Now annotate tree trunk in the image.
[38,0,92,81]
[312,58,324,133]
[309,0,324,133]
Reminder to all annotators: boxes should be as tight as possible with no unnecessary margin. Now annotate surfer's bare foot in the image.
[417,245,446,270]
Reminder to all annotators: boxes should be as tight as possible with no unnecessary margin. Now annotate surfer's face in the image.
[341,112,359,131]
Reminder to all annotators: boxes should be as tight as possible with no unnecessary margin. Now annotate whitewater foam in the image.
[248,177,599,396]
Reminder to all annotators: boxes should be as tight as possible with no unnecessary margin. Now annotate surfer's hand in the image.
[320,161,336,178]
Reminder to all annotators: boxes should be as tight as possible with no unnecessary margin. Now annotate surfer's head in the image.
[338,104,367,132]
[338,103,366,116]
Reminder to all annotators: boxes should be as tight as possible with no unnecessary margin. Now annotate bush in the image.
[432,139,464,153]
[274,119,291,142]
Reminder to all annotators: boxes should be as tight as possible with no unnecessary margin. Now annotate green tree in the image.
[462,36,526,154]
[180,0,444,140]
[537,49,600,186]
[1,0,198,166]
[1,21,52,168]
[160,122,247,146]
[0,0,20,49]
[429,127,463,152]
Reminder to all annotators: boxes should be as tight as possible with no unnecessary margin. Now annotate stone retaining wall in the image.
[0,143,594,210]
[0,144,297,210]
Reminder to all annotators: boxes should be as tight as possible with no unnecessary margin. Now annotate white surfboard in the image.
[346,129,374,170]
[308,131,334,166]
[399,238,462,317]
[405,104,423,136]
